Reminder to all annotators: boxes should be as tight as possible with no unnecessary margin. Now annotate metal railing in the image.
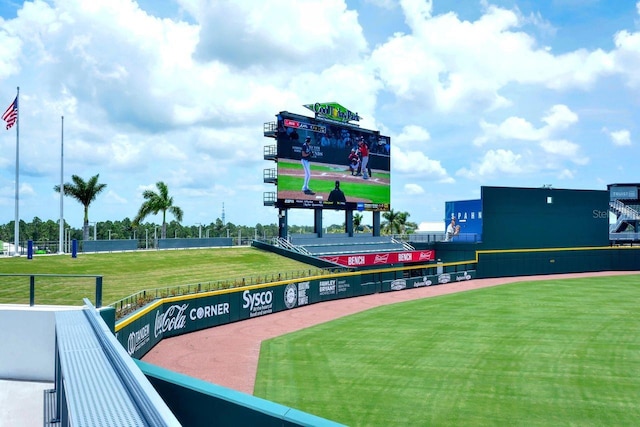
[0,274,103,307]
[109,266,346,319]
[275,237,312,255]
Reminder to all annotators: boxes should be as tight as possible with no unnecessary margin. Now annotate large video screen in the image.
[275,111,391,211]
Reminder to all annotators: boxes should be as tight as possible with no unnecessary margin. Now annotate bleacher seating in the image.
[288,234,410,256]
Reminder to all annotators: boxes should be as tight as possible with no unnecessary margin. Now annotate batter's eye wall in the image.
[480,186,610,250]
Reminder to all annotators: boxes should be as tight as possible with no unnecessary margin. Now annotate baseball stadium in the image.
[2,108,640,426]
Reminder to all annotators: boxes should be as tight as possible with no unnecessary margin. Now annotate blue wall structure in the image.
[445,199,482,241]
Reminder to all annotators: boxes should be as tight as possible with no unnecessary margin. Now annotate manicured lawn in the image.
[255,275,640,426]
[0,248,314,306]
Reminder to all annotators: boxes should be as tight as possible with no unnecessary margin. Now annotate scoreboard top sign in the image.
[303,102,361,124]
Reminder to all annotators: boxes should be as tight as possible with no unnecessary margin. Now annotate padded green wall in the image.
[481,186,609,249]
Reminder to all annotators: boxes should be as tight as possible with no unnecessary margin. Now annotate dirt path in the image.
[141,271,638,395]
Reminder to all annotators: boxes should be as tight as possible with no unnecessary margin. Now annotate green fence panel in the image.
[137,360,345,427]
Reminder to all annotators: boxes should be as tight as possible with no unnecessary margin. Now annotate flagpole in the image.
[13,86,19,256]
[59,115,65,254]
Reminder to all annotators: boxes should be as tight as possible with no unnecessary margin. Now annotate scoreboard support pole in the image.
[346,210,354,237]
[278,208,288,239]
[373,211,381,237]
[314,209,323,237]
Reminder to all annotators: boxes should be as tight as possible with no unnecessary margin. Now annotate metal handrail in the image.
[0,273,103,307]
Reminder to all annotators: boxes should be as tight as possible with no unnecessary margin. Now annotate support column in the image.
[345,210,354,236]
[314,209,323,237]
[373,211,381,236]
[278,209,288,239]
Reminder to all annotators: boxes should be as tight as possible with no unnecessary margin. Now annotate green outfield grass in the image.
[0,248,314,306]
[254,275,640,426]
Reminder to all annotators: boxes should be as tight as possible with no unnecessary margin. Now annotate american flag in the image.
[2,97,18,130]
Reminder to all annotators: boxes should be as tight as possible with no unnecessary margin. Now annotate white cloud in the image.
[1,0,640,227]
[404,183,425,195]
[368,2,634,114]
[539,139,578,156]
[557,169,575,179]
[541,104,579,131]
[474,116,541,146]
[104,190,127,204]
[456,149,524,179]
[393,125,431,149]
[393,149,452,182]
[606,129,632,146]
[190,0,367,69]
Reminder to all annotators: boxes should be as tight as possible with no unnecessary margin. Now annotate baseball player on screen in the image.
[301,136,315,195]
[357,136,369,180]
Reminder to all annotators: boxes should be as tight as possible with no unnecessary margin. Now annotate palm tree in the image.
[132,181,183,239]
[353,213,363,233]
[54,174,107,241]
[382,210,418,235]
[382,209,400,235]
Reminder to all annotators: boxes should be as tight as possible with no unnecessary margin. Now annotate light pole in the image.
[108,230,111,240]
[145,229,149,249]
[65,227,71,253]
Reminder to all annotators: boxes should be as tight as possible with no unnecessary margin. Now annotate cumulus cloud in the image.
[603,128,632,146]
[2,0,640,227]
[404,183,425,195]
[474,116,541,145]
[390,123,452,182]
[474,104,579,145]
[393,124,431,148]
[456,149,525,179]
[393,149,452,181]
[367,1,639,114]
[540,104,579,131]
[190,0,367,69]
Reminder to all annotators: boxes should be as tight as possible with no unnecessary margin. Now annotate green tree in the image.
[54,174,107,241]
[382,209,402,235]
[382,210,417,235]
[353,213,363,233]
[132,181,184,239]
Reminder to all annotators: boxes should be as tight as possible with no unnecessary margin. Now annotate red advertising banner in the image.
[320,250,436,267]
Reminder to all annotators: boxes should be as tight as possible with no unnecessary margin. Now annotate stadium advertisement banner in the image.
[610,186,638,200]
[275,111,391,211]
[303,102,361,124]
[115,307,163,358]
[320,250,436,267]
[116,271,475,359]
[383,271,476,292]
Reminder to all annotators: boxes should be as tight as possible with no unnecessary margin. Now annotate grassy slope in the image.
[0,248,313,306]
[255,275,640,426]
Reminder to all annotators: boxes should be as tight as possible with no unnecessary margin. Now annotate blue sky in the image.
[0,0,638,231]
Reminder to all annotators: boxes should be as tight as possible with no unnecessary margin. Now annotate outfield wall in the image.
[477,246,640,278]
[115,245,640,359]
[136,360,345,427]
[115,266,475,360]
[112,244,639,426]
